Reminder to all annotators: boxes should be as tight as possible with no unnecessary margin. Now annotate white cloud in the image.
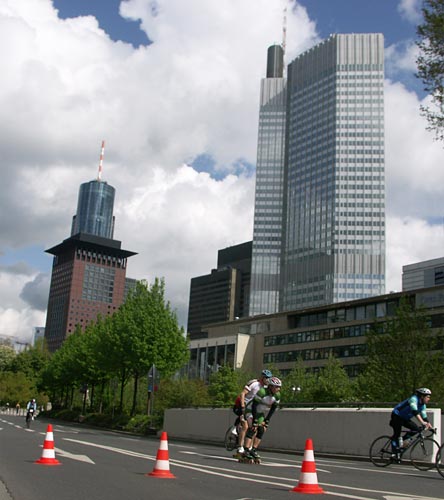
[397,0,422,24]
[0,0,443,344]
[386,215,444,293]
[386,40,419,74]
[0,264,46,342]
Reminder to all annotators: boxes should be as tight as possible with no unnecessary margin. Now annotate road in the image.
[0,412,443,500]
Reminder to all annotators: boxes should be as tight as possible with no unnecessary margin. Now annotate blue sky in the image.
[0,0,443,344]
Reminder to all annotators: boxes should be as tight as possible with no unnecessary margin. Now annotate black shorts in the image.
[232,404,243,417]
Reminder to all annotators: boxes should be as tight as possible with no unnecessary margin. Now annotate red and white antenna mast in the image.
[97,140,105,181]
[282,6,287,73]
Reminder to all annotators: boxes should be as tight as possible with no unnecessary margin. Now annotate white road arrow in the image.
[54,447,95,464]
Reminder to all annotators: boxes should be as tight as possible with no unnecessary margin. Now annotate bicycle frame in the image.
[369,428,438,470]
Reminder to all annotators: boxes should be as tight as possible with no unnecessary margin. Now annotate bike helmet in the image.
[261,369,272,379]
[416,387,431,396]
[268,377,282,388]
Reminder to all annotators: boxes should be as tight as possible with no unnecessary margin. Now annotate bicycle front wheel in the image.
[224,426,237,451]
[436,443,444,478]
[369,435,393,467]
[409,437,440,471]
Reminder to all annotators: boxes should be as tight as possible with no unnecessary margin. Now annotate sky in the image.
[0,0,443,345]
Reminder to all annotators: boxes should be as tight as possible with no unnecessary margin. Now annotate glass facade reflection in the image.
[280,33,386,310]
[71,180,115,239]
[249,45,287,315]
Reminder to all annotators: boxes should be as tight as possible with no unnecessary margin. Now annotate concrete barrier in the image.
[164,407,442,457]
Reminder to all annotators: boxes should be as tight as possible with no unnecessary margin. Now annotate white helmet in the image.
[268,376,282,388]
[416,387,431,396]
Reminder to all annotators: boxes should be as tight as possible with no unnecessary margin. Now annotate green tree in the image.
[10,339,50,378]
[311,356,354,403]
[154,378,209,417]
[0,345,16,372]
[416,0,444,141]
[358,297,444,401]
[102,279,189,415]
[281,358,316,403]
[207,365,241,406]
[0,371,35,406]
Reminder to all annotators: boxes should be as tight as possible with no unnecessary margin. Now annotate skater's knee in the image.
[256,426,265,439]
[246,427,255,439]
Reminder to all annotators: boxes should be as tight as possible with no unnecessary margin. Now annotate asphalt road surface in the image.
[1,412,443,500]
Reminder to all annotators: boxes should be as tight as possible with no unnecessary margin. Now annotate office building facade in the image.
[44,233,136,352]
[249,45,287,316]
[71,180,115,239]
[403,257,444,291]
[187,241,251,340]
[200,284,444,379]
[250,34,386,315]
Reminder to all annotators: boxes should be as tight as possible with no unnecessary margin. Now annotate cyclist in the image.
[390,387,433,455]
[242,376,282,461]
[26,398,37,420]
[233,369,272,456]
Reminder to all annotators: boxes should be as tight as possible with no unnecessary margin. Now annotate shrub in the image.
[124,415,156,435]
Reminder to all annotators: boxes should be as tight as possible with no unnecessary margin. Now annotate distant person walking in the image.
[15,402,20,415]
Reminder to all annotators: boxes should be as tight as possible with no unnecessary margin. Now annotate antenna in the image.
[97,140,105,181]
[282,6,287,55]
[282,6,287,74]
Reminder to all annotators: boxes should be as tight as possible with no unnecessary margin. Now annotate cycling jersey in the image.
[246,386,280,423]
[242,379,264,406]
[392,394,428,421]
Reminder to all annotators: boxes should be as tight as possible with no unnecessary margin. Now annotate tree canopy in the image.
[416,0,444,141]
[356,297,444,401]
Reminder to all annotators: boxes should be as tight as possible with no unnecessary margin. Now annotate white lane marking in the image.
[54,447,95,464]
[63,438,441,500]
[53,427,79,434]
[63,438,376,500]
[179,450,331,472]
[384,497,444,500]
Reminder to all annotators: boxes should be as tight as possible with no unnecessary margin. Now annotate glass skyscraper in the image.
[71,180,115,239]
[249,45,287,316]
[250,33,386,315]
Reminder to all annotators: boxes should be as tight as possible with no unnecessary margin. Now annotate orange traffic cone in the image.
[35,424,61,465]
[146,431,176,478]
[291,438,324,494]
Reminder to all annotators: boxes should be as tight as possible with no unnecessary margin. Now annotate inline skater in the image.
[241,376,282,463]
[233,369,272,456]
[390,387,433,458]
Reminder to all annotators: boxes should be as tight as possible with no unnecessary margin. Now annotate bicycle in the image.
[435,442,444,478]
[25,408,35,429]
[369,427,439,471]
[224,421,241,451]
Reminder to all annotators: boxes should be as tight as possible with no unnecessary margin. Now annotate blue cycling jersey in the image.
[393,394,427,421]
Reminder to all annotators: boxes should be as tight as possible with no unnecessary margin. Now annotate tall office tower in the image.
[71,142,115,239]
[280,34,386,310]
[249,45,287,316]
[44,233,136,352]
[71,180,115,238]
[45,144,136,352]
[187,241,252,340]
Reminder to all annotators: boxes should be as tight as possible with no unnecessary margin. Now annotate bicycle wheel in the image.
[224,426,238,451]
[409,437,440,471]
[436,443,444,479]
[369,435,394,467]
